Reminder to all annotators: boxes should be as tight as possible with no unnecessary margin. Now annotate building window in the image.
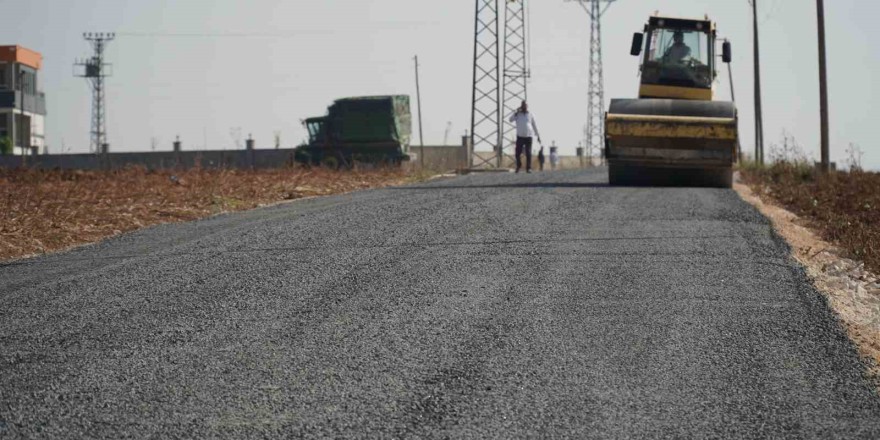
[18,71,37,95]
[0,65,6,89]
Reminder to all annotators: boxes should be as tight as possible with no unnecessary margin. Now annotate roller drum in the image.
[608,99,736,119]
[605,98,738,188]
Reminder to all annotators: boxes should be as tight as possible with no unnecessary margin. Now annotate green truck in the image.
[294,95,413,167]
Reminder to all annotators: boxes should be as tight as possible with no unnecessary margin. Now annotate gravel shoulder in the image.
[735,180,880,383]
[2,168,879,438]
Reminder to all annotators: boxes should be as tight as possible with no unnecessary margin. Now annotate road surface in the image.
[2,168,879,438]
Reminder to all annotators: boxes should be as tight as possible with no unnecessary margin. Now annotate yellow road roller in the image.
[606,15,737,188]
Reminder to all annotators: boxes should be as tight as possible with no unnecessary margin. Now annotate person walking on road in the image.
[537,146,545,171]
[509,101,542,173]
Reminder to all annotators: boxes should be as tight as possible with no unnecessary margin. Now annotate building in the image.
[0,45,46,155]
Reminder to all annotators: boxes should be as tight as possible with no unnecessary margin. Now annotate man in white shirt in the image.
[509,101,542,173]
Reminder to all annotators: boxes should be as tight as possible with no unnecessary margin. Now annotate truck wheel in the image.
[321,156,340,169]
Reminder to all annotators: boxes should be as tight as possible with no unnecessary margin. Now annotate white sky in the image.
[2,0,878,169]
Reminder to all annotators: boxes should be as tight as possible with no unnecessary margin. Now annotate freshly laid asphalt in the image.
[2,168,879,438]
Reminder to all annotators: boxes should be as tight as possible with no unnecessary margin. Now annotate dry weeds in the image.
[0,166,423,262]
[741,164,880,274]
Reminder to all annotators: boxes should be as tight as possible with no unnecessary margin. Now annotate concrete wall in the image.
[0,149,301,170]
[0,146,471,171]
[409,145,469,171]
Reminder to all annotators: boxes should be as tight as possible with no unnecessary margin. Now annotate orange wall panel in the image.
[0,46,43,70]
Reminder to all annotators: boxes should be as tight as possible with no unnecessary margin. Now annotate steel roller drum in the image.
[608,99,736,119]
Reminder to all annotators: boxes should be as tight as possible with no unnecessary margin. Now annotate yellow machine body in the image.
[605,15,738,187]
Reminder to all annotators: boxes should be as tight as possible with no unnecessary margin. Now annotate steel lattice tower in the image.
[470,0,530,169]
[75,32,115,154]
[570,0,615,161]
[501,0,530,167]
[470,0,501,168]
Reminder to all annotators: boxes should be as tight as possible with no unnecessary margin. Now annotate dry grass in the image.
[0,166,426,262]
[741,163,880,274]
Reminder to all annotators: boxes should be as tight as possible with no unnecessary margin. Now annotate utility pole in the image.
[750,0,765,164]
[724,39,742,161]
[470,0,501,169]
[75,32,115,155]
[816,0,830,172]
[17,70,25,167]
[502,0,530,168]
[568,0,617,164]
[414,55,425,169]
[470,0,529,170]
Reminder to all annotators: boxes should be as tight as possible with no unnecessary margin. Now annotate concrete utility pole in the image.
[18,70,25,167]
[414,55,425,169]
[720,39,742,161]
[816,0,830,172]
[750,0,765,164]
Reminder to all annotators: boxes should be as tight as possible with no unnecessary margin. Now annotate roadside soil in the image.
[741,167,880,273]
[0,166,426,262]
[736,178,880,382]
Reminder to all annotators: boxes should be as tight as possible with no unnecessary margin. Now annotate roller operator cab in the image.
[605,15,738,188]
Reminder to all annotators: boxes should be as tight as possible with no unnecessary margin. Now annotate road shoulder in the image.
[735,180,880,385]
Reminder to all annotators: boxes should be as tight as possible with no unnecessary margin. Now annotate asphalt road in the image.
[2,168,879,438]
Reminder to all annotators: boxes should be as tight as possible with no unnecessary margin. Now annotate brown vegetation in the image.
[741,163,880,275]
[0,166,422,262]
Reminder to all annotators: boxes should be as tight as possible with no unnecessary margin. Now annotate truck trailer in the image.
[294,95,413,167]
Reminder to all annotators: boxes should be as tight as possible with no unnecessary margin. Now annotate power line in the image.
[115,23,442,39]
[116,31,329,38]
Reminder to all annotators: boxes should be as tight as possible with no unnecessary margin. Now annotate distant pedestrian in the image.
[550,144,560,170]
[509,101,542,173]
[537,147,545,171]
